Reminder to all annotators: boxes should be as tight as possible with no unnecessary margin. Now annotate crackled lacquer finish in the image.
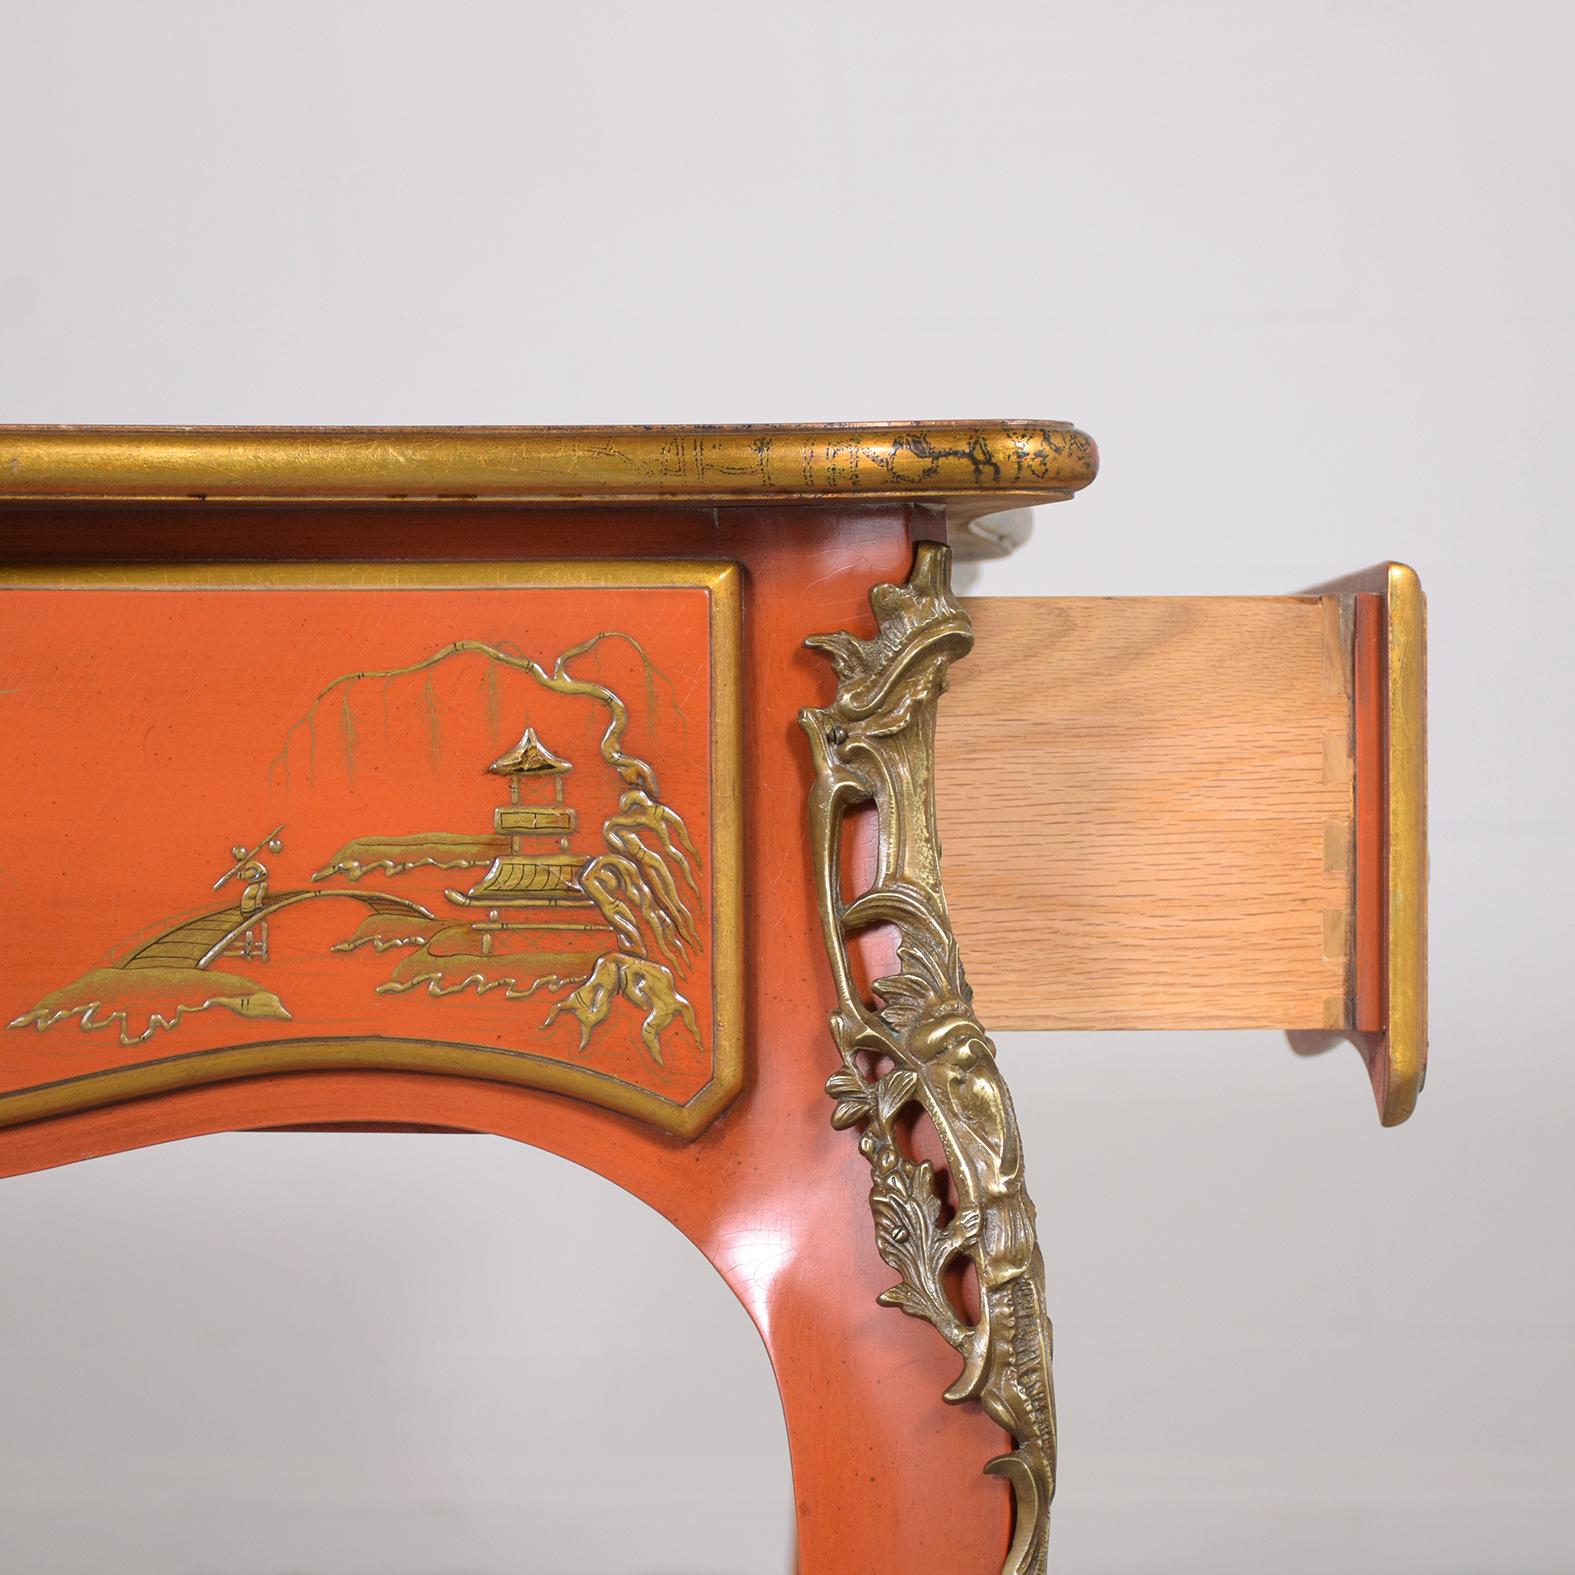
[0,563,742,1138]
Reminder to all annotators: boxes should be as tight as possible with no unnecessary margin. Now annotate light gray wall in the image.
[2,3,1570,1572]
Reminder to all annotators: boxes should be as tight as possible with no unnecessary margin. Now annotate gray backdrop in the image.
[2,3,1570,1571]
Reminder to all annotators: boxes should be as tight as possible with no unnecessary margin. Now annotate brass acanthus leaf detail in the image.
[801,542,1056,1575]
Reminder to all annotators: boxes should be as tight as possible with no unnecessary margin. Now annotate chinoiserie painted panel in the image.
[0,563,743,1138]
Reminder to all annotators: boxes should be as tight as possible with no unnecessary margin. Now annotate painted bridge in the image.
[120,890,433,973]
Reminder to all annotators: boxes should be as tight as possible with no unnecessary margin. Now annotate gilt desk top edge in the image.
[0,421,1098,556]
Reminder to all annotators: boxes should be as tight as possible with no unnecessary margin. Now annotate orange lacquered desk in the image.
[0,423,1425,1575]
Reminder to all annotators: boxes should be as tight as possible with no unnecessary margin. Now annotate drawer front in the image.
[0,562,743,1138]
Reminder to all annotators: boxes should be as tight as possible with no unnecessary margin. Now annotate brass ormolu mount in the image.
[801,543,1056,1575]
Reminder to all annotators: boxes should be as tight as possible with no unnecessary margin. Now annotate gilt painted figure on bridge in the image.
[218,830,283,962]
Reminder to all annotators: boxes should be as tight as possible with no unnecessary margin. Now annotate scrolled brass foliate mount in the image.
[801,543,1056,1575]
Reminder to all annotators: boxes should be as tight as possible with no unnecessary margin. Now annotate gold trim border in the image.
[0,559,744,1142]
[0,423,1098,519]
[1382,561,1427,1126]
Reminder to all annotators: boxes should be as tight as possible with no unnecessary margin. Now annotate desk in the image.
[0,422,1425,1574]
